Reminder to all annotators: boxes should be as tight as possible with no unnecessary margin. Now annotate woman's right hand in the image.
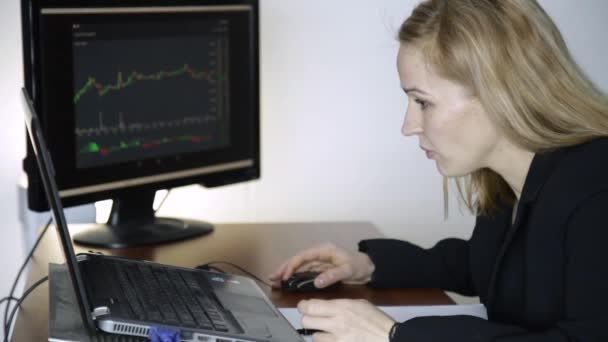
[269,242,375,289]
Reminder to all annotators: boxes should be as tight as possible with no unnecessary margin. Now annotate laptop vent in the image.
[111,322,149,337]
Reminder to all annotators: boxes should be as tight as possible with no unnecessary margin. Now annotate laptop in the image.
[22,88,304,342]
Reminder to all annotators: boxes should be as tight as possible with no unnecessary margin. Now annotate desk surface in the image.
[11,221,454,341]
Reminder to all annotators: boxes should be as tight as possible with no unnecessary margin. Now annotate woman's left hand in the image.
[297,298,395,342]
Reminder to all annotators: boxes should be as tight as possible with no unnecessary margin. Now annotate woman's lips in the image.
[421,146,435,159]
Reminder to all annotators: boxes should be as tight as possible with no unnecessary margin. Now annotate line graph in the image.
[72,31,231,168]
[73,64,222,104]
[74,111,219,138]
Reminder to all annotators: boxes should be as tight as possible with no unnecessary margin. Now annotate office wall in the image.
[0,0,27,337]
[0,0,606,334]
[157,0,608,245]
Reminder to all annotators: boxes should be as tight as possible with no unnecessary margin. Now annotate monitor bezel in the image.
[22,0,260,211]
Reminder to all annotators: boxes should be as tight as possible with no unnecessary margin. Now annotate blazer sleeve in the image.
[388,191,608,342]
[358,237,476,295]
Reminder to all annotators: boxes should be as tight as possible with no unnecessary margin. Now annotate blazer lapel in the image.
[485,200,529,310]
[485,149,568,313]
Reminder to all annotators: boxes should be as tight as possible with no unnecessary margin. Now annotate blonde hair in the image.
[399,0,608,216]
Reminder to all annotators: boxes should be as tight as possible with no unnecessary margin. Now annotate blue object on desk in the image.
[148,326,181,342]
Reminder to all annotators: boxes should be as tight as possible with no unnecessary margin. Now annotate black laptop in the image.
[22,88,304,342]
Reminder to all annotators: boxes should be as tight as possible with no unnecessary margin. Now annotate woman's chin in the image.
[435,161,471,177]
[434,159,448,176]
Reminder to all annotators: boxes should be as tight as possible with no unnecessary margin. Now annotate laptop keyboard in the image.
[111,260,230,332]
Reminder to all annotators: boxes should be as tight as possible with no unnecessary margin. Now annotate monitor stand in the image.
[72,189,213,248]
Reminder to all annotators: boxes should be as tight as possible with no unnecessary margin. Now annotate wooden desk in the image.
[11,221,454,341]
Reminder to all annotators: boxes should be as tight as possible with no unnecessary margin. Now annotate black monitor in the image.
[21,0,260,248]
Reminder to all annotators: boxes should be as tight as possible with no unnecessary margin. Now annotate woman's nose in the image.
[402,108,423,136]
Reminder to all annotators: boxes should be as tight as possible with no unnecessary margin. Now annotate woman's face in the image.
[397,44,502,177]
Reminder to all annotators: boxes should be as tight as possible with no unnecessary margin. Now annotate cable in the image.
[3,276,49,342]
[3,217,52,338]
[196,261,272,288]
[204,265,227,274]
[0,297,18,308]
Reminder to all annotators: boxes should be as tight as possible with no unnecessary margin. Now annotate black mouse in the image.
[281,271,341,292]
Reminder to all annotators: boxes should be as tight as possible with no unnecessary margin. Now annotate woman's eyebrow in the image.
[403,86,431,95]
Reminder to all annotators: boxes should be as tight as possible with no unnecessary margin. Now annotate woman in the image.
[270,0,608,341]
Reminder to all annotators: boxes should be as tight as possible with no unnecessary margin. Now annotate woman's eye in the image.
[415,98,429,110]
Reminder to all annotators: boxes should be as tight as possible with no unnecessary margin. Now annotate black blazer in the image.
[359,138,608,341]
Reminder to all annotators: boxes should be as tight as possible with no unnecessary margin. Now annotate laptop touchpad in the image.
[217,293,277,317]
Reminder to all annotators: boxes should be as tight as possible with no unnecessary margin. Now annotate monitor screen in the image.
[73,20,232,169]
[22,0,260,247]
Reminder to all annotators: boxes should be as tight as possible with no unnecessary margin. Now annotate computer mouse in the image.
[281,271,341,292]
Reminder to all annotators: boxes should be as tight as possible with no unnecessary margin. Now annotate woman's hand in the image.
[298,298,395,342]
[269,242,375,289]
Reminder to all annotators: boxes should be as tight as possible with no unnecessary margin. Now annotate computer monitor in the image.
[21,0,260,248]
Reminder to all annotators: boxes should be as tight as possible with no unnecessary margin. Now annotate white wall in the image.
[0,0,607,334]
[157,0,608,244]
[0,0,27,337]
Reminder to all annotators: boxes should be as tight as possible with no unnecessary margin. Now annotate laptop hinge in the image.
[91,306,111,320]
[76,254,89,262]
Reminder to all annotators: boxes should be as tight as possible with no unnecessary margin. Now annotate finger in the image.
[272,243,337,281]
[283,245,338,280]
[272,258,306,281]
[281,256,306,281]
[273,257,306,281]
[298,299,347,317]
[297,260,323,273]
[269,261,289,280]
[270,279,283,289]
[314,264,353,288]
[271,259,321,283]
[310,262,333,273]
[301,315,336,333]
[311,332,333,342]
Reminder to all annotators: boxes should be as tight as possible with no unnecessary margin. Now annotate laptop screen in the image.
[22,88,96,331]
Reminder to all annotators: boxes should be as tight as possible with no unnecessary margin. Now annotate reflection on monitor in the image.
[22,1,260,248]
